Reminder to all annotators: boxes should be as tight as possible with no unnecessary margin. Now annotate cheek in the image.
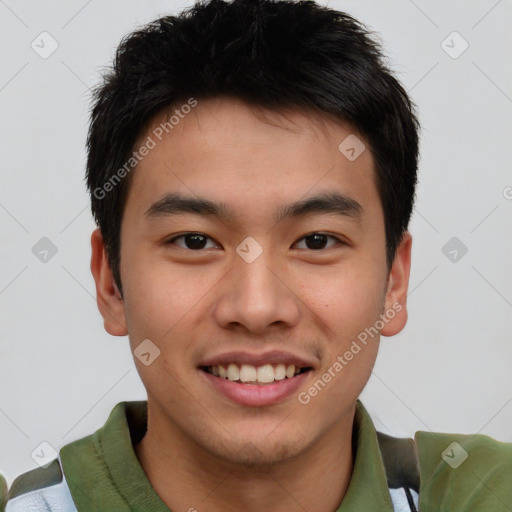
[121,258,196,398]
[296,265,384,385]
[295,263,385,333]
[297,274,382,417]
[121,249,221,351]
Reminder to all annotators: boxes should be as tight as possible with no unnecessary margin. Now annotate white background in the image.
[1,0,511,487]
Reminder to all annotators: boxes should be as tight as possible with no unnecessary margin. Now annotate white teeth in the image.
[209,363,307,383]
[227,363,240,381]
[274,364,286,380]
[257,364,275,383]
[239,364,257,383]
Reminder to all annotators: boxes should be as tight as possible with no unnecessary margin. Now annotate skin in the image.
[90,96,412,512]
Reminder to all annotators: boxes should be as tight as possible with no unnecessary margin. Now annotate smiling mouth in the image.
[201,363,313,385]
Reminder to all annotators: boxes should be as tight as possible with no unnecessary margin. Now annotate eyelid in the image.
[165,232,222,249]
[165,231,346,250]
[292,232,345,249]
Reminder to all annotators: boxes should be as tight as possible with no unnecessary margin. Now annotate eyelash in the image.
[165,232,345,251]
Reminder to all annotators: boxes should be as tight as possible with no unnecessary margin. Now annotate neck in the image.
[135,401,356,512]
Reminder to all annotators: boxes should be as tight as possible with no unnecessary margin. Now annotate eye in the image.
[165,232,220,250]
[294,233,343,250]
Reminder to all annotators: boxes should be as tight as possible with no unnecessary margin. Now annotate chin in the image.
[208,431,309,469]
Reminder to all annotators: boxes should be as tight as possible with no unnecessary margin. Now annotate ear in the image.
[90,228,128,336]
[380,232,412,337]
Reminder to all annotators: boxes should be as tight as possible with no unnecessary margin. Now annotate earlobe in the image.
[380,232,412,337]
[90,228,128,336]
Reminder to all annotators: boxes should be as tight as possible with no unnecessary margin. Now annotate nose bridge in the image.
[213,240,300,333]
[238,249,279,303]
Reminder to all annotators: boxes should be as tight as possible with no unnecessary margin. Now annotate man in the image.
[2,0,510,510]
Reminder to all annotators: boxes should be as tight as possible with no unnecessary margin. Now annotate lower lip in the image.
[200,369,312,407]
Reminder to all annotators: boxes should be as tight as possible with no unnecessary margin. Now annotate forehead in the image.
[123,97,380,225]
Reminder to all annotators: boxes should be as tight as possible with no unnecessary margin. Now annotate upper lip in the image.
[199,350,317,370]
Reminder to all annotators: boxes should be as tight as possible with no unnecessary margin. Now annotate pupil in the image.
[306,234,327,250]
[186,234,206,249]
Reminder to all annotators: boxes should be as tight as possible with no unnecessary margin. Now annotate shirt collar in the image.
[336,400,395,511]
[61,400,169,511]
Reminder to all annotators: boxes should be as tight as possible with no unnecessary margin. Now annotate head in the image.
[88,0,418,466]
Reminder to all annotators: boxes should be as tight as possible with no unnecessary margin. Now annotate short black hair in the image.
[86,0,419,296]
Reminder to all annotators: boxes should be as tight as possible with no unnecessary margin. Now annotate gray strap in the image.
[377,431,421,511]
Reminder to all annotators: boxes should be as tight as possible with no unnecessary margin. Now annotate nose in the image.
[213,247,301,335]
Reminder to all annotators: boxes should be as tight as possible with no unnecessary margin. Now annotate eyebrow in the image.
[144,191,363,224]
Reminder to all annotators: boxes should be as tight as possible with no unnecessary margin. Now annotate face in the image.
[91,96,411,466]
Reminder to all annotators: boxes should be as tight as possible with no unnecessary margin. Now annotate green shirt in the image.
[3,399,511,511]
[61,399,400,511]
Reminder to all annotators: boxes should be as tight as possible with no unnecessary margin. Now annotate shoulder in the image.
[0,474,7,511]
[376,428,512,511]
[2,458,77,512]
[415,430,512,510]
